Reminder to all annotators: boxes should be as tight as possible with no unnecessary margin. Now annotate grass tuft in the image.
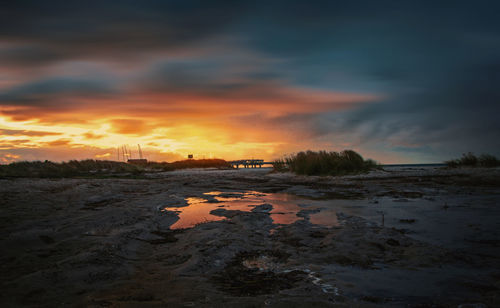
[273,150,379,176]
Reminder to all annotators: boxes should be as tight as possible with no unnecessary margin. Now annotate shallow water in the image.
[316,195,500,251]
[166,190,500,255]
[167,191,313,229]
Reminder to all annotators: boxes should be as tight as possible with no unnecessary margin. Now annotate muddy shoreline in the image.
[1,167,499,307]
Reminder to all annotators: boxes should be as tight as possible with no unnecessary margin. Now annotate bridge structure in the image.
[229,159,272,169]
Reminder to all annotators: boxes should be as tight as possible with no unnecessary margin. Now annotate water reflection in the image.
[186,197,207,204]
[166,192,500,257]
[309,210,339,227]
[167,191,333,229]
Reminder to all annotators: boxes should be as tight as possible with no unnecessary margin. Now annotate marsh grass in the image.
[0,158,231,178]
[273,150,378,176]
[445,153,500,168]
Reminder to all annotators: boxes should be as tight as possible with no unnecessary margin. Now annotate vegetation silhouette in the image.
[273,150,378,176]
[445,152,500,168]
[0,159,231,178]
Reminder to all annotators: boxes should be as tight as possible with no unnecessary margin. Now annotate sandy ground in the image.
[1,166,499,307]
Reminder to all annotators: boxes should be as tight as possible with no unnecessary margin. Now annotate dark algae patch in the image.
[212,250,306,296]
[147,230,182,244]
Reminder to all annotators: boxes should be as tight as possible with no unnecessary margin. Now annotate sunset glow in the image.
[1,1,499,163]
[0,86,378,162]
[0,57,382,162]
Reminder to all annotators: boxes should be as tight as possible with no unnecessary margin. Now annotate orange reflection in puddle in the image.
[186,197,207,204]
[166,191,335,229]
[309,210,339,227]
[265,194,304,225]
[168,201,226,230]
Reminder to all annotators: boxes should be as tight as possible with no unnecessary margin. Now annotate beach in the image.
[1,166,499,307]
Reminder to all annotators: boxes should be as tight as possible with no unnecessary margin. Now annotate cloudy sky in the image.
[1,0,499,163]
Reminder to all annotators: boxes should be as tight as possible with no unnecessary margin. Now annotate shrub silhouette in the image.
[445,153,500,168]
[273,150,378,176]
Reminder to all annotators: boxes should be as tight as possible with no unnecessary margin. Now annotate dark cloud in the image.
[0,77,115,107]
[0,0,251,66]
[0,45,67,68]
[310,61,500,160]
[0,78,117,121]
[135,58,377,111]
[235,0,500,159]
[138,55,284,98]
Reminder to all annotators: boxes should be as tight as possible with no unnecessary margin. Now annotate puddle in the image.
[166,191,337,230]
[309,210,339,227]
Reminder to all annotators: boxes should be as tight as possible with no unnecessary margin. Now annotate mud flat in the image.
[1,166,500,307]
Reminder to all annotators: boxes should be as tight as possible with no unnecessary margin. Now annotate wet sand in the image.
[1,166,499,307]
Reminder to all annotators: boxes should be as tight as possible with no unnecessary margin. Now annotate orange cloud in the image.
[0,77,380,124]
[0,139,32,149]
[45,139,72,147]
[95,152,111,158]
[110,119,155,135]
[0,129,62,136]
[83,132,104,139]
[0,153,21,163]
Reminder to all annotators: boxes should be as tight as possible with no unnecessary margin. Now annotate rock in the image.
[296,208,322,219]
[297,203,313,207]
[218,192,244,199]
[210,208,243,218]
[252,203,273,213]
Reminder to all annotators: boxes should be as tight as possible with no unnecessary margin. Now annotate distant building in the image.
[188,154,193,159]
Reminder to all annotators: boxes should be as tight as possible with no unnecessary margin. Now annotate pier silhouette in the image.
[229,159,272,169]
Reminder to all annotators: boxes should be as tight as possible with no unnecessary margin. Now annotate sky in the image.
[1,0,500,164]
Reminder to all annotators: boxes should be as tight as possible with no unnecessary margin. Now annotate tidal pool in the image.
[165,190,500,257]
[166,191,338,229]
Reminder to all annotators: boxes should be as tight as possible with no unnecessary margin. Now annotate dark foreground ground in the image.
[1,167,499,307]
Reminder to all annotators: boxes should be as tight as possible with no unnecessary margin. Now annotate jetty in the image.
[229,159,272,169]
